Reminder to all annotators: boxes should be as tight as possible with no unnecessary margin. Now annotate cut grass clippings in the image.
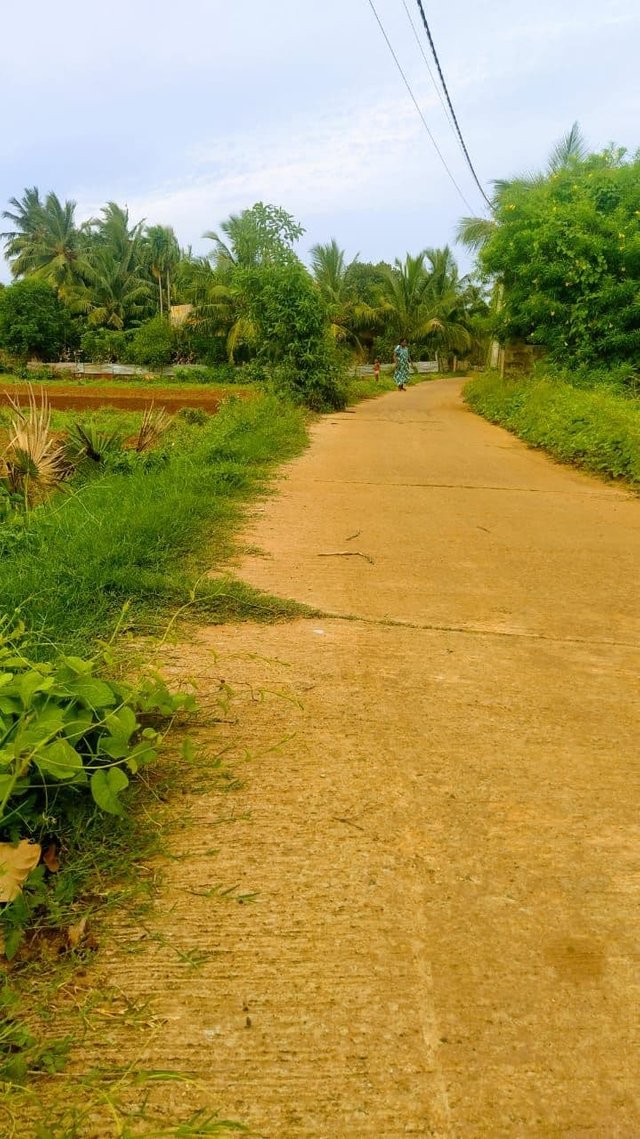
[464,371,640,486]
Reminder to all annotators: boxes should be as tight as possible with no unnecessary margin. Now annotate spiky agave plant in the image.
[66,421,123,467]
[3,387,67,507]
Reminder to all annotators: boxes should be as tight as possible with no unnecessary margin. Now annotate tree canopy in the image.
[1,188,488,401]
[458,126,640,367]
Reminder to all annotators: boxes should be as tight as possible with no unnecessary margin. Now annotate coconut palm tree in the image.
[144,224,181,316]
[87,202,145,260]
[310,239,378,351]
[379,252,471,358]
[196,278,256,361]
[1,189,87,298]
[547,121,588,173]
[74,245,152,329]
[1,187,45,273]
[310,239,351,304]
[424,246,459,300]
[177,255,255,361]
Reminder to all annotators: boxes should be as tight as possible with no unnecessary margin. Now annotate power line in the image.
[364,0,477,213]
[400,0,459,146]
[413,0,493,209]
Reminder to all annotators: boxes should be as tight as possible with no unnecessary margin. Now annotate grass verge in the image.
[464,371,640,485]
[0,394,311,658]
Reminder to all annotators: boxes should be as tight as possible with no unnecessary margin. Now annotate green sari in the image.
[394,345,410,387]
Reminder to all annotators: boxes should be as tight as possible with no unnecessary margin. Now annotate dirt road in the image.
[96,380,640,1136]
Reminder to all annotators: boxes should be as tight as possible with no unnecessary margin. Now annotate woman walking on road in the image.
[393,339,410,390]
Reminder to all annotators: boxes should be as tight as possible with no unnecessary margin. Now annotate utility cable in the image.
[364,0,477,213]
[400,0,458,145]
[413,0,492,209]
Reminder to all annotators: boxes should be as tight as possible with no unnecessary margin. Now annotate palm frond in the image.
[548,121,587,172]
[455,216,496,252]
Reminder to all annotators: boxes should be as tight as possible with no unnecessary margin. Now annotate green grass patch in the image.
[464,371,640,485]
[0,395,309,658]
[0,403,150,440]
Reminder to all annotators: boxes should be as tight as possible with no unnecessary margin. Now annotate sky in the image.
[1,0,639,281]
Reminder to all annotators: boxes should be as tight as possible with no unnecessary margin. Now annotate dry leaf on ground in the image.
[0,839,42,903]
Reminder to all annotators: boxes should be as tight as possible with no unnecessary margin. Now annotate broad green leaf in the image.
[182,737,197,763]
[0,696,21,716]
[35,739,84,782]
[3,927,25,962]
[98,706,138,760]
[63,706,95,745]
[91,767,129,815]
[104,705,138,741]
[60,656,95,676]
[14,671,54,708]
[13,705,65,753]
[0,673,14,689]
[57,675,117,711]
[125,740,158,772]
[98,737,130,760]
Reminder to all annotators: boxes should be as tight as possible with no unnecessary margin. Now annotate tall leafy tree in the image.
[241,259,346,409]
[458,124,640,365]
[187,204,306,360]
[204,202,304,270]
[0,279,70,359]
[456,123,589,254]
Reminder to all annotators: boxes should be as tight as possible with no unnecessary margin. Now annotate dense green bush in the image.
[240,261,348,410]
[174,324,229,366]
[479,148,640,368]
[127,315,175,368]
[465,372,640,483]
[0,280,71,360]
[80,327,131,363]
[531,359,640,396]
[172,363,237,385]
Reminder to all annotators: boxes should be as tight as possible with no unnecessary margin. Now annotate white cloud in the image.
[105,87,475,252]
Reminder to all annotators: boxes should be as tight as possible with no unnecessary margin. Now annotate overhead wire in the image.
[364,0,477,213]
[412,0,493,209]
[399,0,459,146]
